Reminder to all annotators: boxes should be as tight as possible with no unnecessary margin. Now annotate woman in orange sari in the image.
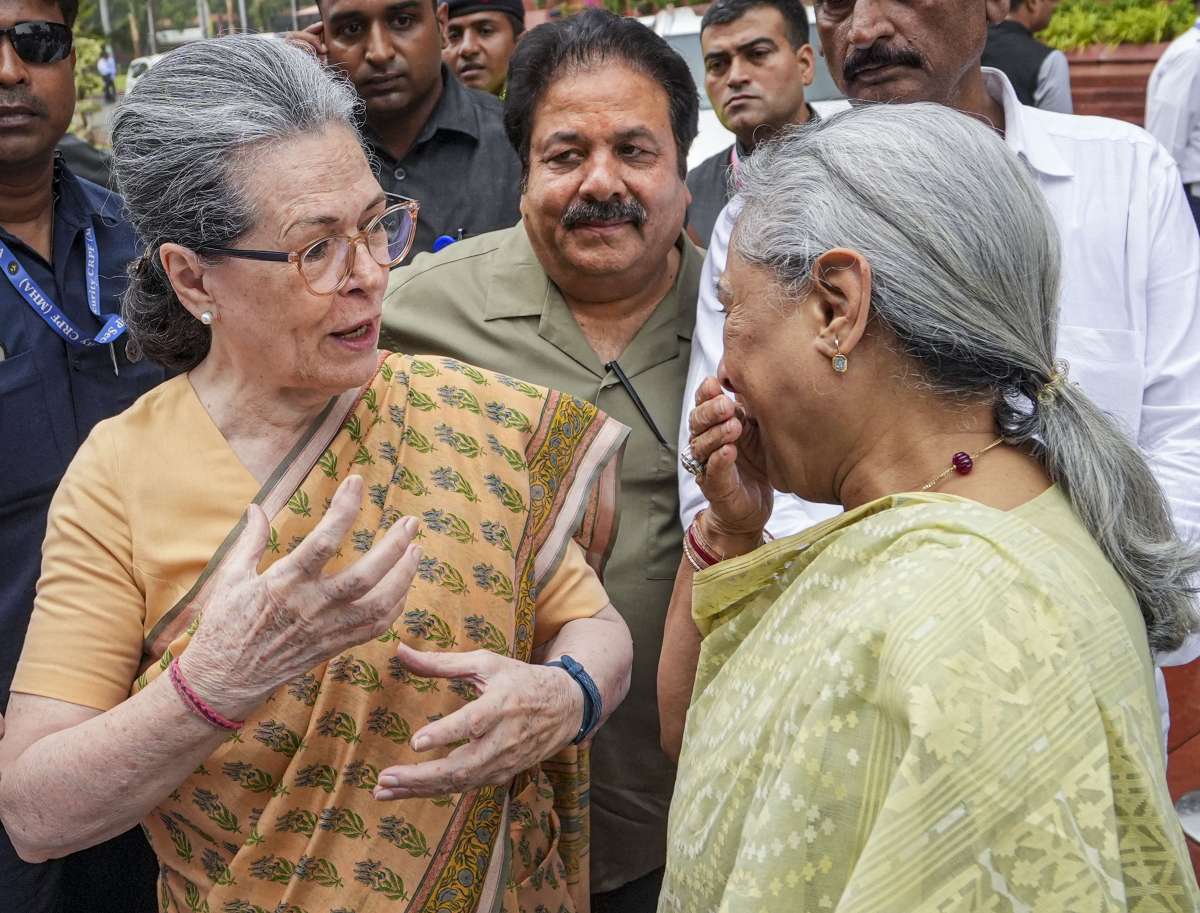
[0,37,632,913]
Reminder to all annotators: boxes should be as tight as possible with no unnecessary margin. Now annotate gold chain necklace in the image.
[919,438,1005,492]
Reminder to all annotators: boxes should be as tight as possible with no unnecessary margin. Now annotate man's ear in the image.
[437,2,450,46]
[159,244,219,321]
[806,248,872,361]
[985,0,1009,26]
[796,42,816,88]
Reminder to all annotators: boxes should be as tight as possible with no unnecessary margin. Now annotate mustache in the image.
[0,89,47,116]
[843,42,926,84]
[561,198,647,230]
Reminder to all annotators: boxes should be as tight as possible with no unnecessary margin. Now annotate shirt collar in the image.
[982,66,1074,179]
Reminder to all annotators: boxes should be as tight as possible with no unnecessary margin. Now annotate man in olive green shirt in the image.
[381,11,701,911]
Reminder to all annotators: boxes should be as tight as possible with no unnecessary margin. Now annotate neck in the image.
[369,73,445,161]
[1006,12,1037,32]
[736,105,812,154]
[0,153,56,260]
[949,66,1006,134]
[189,348,333,481]
[559,244,681,364]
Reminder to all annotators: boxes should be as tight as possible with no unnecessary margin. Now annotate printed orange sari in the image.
[133,353,628,913]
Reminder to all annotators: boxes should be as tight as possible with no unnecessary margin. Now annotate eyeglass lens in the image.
[298,206,416,294]
[9,22,73,65]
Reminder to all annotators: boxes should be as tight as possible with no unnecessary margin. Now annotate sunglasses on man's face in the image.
[0,21,73,65]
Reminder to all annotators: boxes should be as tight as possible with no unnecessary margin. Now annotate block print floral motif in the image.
[351,443,374,466]
[319,806,370,840]
[480,520,514,555]
[221,761,278,794]
[254,721,304,758]
[407,388,439,413]
[401,425,436,453]
[403,607,458,648]
[416,555,469,594]
[368,482,390,510]
[497,374,542,399]
[361,386,380,416]
[422,508,475,543]
[435,423,483,458]
[342,760,380,791]
[486,434,527,472]
[248,854,294,885]
[389,403,407,427]
[465,615,511,655]
[450,678,481,702]
[293,763,338,793]
[393,465,429,497]
[286,673,320,707]
[193,788,241,834]
[317,449,338,479]
[485,474,526,513]
[378,440,400,466]
[484,402,533,434]
[328,654,383,693]
[441,358,489,385]
[221,900,272,913]
[437,385,482,415]
[387,657,440,692]
[286,489,311,517]
[182,880,209,913]
[351,528,375,552]
[354,859,408,901]
[316,709,362,744]
[160,813,193,862]
[431,466,480,502]
[473,564,515,602]
[293,854,345,888]
[409,358,440,378]
[274,808,318,836]
[266,526,280,553]
[367,706,412,746]
[201,847,236,886]
[345,414,366,445]
[379,815,432,858]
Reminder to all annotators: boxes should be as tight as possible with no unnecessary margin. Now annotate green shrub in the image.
[1040,0,1195,50]
[73,33,104,99]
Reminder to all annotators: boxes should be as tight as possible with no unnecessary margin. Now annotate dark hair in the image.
[503,9,698,180]
[55,0,79,28]
[701,0,810,48]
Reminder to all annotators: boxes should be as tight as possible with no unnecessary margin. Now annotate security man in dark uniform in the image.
[290,0,521,260]
[982,0,1073,113]
[0,0,163,910]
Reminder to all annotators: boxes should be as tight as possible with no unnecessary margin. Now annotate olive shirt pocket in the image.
[646,444,683,580]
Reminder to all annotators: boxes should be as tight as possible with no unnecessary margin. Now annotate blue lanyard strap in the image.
[0,226,126,348]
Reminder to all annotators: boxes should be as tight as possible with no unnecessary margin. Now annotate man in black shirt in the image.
[982,0,1072,113]
[0,0,164,910]
[292,0,521,259]
[686,0,817,245]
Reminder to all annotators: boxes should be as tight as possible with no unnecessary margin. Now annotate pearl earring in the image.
[199,311,214,326]
[831,335,848,373]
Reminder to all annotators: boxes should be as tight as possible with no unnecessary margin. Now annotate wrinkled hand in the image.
[285,22,326,63]
[372,643,584,799]
[181,475,422,721]
[687,375,773,544]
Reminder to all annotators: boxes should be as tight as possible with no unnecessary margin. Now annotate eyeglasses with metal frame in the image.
[197,196,421,296]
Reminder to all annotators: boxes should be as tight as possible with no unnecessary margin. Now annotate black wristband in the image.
[545,654,603,745]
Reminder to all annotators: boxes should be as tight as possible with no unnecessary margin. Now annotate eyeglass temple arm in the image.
[198,246,292,263]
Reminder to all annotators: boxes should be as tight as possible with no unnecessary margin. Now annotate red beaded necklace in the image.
[919,437,1005,492]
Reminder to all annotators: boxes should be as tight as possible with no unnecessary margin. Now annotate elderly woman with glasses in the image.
[0,36,632,913]
[658,103,1200,911]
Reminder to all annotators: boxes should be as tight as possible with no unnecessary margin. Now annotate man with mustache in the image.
[291,0,521,260]
[0,0,164,910]
[687,0,818,245]
[381,12,701,911]
[443,0,524,97]
[671,0,1200,750]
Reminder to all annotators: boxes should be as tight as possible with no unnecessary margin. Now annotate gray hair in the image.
[733,102,1198,653]
[111,36,363,370]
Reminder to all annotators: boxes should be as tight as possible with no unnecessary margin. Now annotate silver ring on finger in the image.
[681,446,706,479]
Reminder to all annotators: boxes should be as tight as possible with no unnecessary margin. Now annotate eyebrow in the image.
[329,1,418,26]
[283,193,389,241]
[705,36,777,64]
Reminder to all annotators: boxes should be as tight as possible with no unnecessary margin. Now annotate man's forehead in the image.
[449,9,508,26]
[0,0,66,27]
[702,7,788,53]
[323,0,421,18]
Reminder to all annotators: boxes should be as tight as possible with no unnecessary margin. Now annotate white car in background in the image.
[641,6,848,170]
[125,53,166,95]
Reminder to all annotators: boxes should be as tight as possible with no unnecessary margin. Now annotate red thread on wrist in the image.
[169,658,244,731]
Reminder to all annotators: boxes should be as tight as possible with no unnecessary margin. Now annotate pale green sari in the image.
[662,487,1198,913]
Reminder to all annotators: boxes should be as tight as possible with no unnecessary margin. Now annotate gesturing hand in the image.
[687,375,773,544]
[181,475,422,722]
[372,643,585,800]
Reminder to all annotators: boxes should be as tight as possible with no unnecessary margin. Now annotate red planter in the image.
[1065,41,1170,126]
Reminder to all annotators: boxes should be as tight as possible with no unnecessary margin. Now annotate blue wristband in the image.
[546,654,603,745]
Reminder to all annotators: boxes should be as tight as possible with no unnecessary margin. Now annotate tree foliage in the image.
[1040,0,1195,50]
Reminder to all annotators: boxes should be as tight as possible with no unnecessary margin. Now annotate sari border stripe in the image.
[141,384,364,662]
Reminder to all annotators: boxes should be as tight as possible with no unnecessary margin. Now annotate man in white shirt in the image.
[1146,9,1200,228]
[678,0,1200,702]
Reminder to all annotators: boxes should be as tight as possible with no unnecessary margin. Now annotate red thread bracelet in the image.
[169,658,243,731]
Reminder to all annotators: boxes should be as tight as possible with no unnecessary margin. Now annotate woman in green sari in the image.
[659,103,1200,911]
[0,37,632,913]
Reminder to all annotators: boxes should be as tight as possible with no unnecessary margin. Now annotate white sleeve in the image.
[1033,50,1074,114]
[677,197,842,537]
[1145,51,1198,168]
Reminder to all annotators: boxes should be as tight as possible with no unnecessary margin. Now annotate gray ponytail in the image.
[733,102,1198,652]
[111,35,362,370]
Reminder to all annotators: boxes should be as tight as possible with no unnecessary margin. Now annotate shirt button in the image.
[393,167,406,181]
